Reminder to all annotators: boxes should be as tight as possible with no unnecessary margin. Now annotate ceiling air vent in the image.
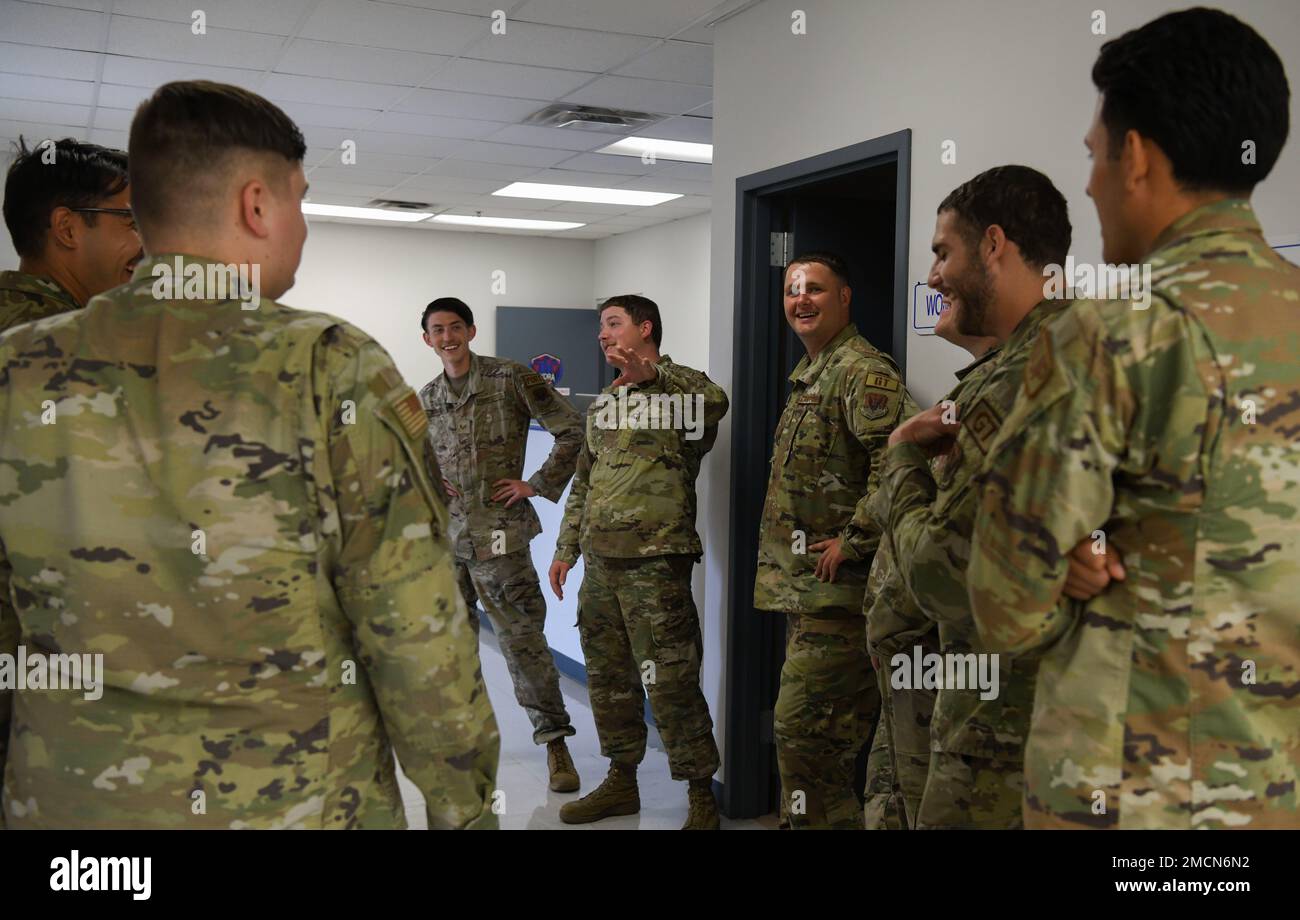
[524,104,664,134]
[367,198,433,210]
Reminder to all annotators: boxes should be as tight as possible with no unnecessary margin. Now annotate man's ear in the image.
[1121,128,1152,192]
[640,320,654,344]
[422,330,434,348]
[239,179,272,239]
[984,224,1009,266]
[48,206,79,251]
[839,283,852,309]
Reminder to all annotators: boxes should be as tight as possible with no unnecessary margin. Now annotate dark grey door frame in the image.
[723,129,912,818]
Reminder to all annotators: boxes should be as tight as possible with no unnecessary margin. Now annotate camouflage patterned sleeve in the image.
[839,367,916,562]
[554,419,592,567]
[0,535,13,830]
[513,365,584,502]
[655,361,730,458]
[968,315,1129,655]
[316,328,501,829]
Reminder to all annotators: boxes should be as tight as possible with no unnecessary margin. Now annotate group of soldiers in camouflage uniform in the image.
[0,7,1296,831]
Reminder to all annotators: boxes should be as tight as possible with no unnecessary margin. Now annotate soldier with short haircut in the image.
[549,294,726,829]
[872,166,1073,829]
[419,296,584,793]
[969,8,1300,829]
[0,81,498,829]
[755,251,916,830]
[1,137,142,332]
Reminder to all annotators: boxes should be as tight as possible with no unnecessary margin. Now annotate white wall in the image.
[704,0,1300,774]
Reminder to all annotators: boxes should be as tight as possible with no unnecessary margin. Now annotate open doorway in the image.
[722,129,911,818]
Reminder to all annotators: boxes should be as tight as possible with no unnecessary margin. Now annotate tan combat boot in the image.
[546,737,580,793]
[682,779,720,830]
[558,761,639,824]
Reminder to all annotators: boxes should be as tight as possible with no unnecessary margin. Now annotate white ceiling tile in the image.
[301,193,375,207]
[637,114,711,143]
[315,150,429,173]
[262,73,409,110]
[99,55,265,88]
[275,39,449,86]
[456,140,570,167]
[1,0,108,52]
[0,42,102,81]
[298,0,484,54]
[300,125,355,149]
[551,151,655,175]
[514,0,726,38]
[390,173,502,194]
[424,57,593,97]
[396,88,541,122]
[304,179,401,198]
[0,118,91,148]
[564,74,710,116]
[524,168,629,187]
[423,158,530,180]
[306,166,425,187]
[353,130,467,158]
[482,123,611,151]
[540,200,639,216]
[615,40,712,85]
[651,160,712,181]
[689,101,712,117]
[0,98,90,127]
[382,0,515,14]
[467,21,655,71]
[106,17,285,69]
[95,83,153,110]
[462,193,563,211]
[0,73,97,106]
[367,111,503,138]
[276,100,379,130]
[91,108,134,130]
[112,0,316,35]
[616,175,711,196]
[88,127,129,148]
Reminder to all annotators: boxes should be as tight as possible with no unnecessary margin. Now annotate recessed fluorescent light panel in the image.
[595,137,713,164]
[302,203,431,222]
[432,215,586,231]
[493,182,681,207]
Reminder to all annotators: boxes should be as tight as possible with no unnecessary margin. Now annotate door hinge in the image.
[769,231,793,267]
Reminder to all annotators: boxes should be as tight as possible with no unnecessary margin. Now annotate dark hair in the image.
[1092,7,1290,194]
[938,165,1071,269]
[786,251,849,286]
[128,81,307,234]
[3,136,129,258]
[422,297,474,331]
[599,294,662,348]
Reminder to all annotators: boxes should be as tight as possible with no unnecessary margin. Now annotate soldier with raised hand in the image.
[755,251,916,830]
[871,167,1073,829]
[1,137,142,332]
[548,295,727,830]
[0,80,499,830]
[969,8,1300,829]
[863,298,998,830]
[419,296,584,794]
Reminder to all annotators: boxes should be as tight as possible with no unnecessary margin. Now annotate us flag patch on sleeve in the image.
[392,388,428,440]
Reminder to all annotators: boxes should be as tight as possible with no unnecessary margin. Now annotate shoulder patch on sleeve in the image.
[861,391,891,420]
[520,370,545,388]
[391,387,428,441]
[963,397,1002,454]
[863,370,900,392]
[1023,328,1055,398]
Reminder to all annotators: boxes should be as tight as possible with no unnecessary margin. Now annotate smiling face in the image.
[929,209,994,338]
[783,260,850,350]
[76,185,144,295]
[423,310,476,367]
[597,304,651,362]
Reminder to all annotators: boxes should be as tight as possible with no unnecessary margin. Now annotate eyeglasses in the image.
[71,207,138,232]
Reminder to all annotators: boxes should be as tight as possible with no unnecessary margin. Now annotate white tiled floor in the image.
[397,628,776,830]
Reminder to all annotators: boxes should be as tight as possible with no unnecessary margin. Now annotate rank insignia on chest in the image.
[796,393,821,407]
[1023,329,1055,397]
[862,391,890,420]
[964,398,1001,454]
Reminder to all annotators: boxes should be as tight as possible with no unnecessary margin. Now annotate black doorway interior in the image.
[722,129,911,819]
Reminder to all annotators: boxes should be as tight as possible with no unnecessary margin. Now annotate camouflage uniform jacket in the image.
[0,254,499,830]
[555,356,727,566]
[0,270,81,333]
[874,302,1065,760]
[969,199,1300,828]
[755,323,915,614]
[420,352,582,561]
[865,347,1000,662]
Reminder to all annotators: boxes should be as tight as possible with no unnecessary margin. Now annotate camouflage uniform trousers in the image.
[916,746,1024,830]
[576,553,719,781]
[864,642,938,829]
[457,550,575,745]
[774,613,880,829]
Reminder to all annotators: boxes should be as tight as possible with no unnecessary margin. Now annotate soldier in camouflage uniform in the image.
[2,137,142,333]
[548,295,726,829]
[755,252,916,830]
[419,296,584,793]
[969,10,1300,829]
[862,299,999,831]
[0,81,499,829]
[876,166,1074,829]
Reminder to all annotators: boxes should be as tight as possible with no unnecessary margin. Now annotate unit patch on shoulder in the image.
[862,391,891,421]
[520,370,545,388]
[863,370,900,392]
[392,388,428,441]
[1023,329,1055,398]
[963,397,1002,454]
